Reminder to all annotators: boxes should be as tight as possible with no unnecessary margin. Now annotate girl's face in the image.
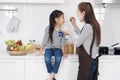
[77,8,85,22]
[55,14,65,26]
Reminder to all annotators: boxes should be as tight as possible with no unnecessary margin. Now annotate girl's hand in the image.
[63,53,68,58]
[62,30,69,35]
[37,44,45,56]
[37,50,43,56]
[70,17,77,27]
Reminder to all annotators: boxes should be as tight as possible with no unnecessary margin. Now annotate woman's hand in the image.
[70,17,77,28]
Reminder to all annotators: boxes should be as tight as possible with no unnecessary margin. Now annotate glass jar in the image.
[65,36,74,54]
[28,40,36,53]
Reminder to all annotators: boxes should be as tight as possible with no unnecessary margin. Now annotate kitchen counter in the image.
[1,51,120,80]
[0,51,79,80]
[0,51,78,61]
[1,50,120,60]
[99,55,120,61]
[98,55,120,80]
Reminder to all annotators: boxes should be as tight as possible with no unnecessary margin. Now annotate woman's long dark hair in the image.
[78,2,101,46]
[49,10,64,42]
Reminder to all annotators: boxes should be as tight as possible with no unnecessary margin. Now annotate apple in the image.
[7,45,14,51]
[18,46,25,51]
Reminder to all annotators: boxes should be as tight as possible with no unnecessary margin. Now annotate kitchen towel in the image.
[7,16,21,33]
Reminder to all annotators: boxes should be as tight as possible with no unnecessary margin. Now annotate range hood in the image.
[95,0,120,4]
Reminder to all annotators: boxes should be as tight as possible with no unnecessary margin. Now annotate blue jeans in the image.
[88,59,97,80]
[44,48,62,73]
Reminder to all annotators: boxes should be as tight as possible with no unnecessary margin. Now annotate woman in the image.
[70,2,101,80]
[39,10,67,80]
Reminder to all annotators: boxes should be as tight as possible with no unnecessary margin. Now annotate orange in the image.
[14,47,18,51]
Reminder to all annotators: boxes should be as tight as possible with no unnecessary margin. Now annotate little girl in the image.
[39,10,67,80]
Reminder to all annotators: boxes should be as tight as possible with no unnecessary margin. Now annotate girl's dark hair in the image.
[49,10,64,42]
[78,2,101,46]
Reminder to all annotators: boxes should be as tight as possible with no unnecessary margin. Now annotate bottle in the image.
[28,40,36,53]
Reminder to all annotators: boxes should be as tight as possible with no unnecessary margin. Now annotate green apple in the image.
[18,46,25,51]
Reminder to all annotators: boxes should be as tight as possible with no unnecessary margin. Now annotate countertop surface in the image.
[1,50,120,61]
[0,51,78,61]
[99,55,120,61]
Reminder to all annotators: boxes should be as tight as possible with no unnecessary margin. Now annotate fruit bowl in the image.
[7,50,27,56]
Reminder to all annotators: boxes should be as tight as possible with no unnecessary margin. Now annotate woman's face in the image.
[55,14,65,26]
[77,8,85,22]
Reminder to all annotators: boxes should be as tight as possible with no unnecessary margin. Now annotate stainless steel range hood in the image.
[95,0,120,4]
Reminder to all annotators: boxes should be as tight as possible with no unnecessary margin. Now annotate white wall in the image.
[0,0,120,51]
[101,7,120,46]
[0,0,95,51]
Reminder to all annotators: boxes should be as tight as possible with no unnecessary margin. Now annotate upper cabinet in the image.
[0,0,27,3]
[0,0,63,3]
[27,0,63,3]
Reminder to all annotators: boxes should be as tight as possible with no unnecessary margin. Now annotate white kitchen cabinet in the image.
[25,59,47,80]
[0,55,79,80]
[0,60,24,80]
[64,60,79,80]
[2,55,120,80]
[0,0,26,3]
[98,56,120,80]
[25,59,64,80]
[27,0,63,3]
[54,60,64,80]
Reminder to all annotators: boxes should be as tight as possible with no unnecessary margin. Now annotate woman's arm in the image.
[70,17,80,34]
[74,27,80,34]
[75,24,93,47]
